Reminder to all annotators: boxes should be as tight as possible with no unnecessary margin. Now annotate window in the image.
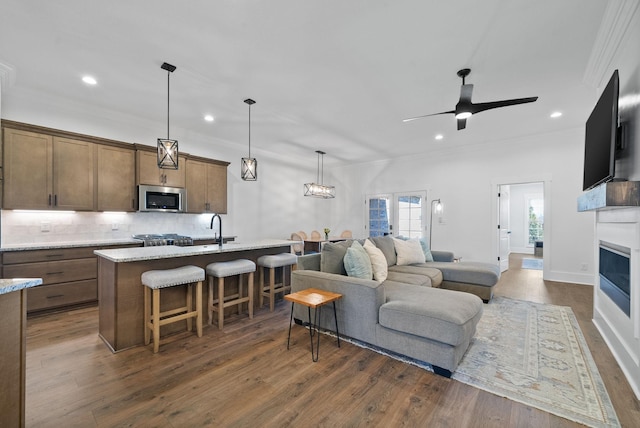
[365,192,426,238]
[397,195,423,238]
[367,196,391,237]
[526,194,544,246]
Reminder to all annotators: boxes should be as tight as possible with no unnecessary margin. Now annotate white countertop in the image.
[0,235,235,252]
[0,278,43,295]
[94,239,293,262]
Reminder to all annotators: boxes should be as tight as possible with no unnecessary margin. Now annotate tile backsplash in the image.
[1,210,219,246]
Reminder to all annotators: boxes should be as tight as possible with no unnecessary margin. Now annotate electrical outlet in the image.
[40,222,51,232]
[580,263,588,271]
[112,223,119,231]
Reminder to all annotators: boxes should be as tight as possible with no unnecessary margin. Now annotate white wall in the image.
[330,127,596,285]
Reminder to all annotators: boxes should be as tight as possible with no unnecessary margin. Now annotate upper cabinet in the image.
[3,128,96,211]
[2,121,229,213]
[136,149,186,188]
[97,145,136,212]
[186,158,229,214]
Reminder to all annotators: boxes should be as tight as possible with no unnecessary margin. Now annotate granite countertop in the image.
[94,239,293,263]
[0,235,236,252]
[0,278,43,295]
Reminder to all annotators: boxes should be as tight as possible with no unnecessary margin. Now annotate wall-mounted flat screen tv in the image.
[583,69,619,191]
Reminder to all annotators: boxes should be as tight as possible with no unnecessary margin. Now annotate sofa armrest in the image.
[296,253,321,271]
[431,250,455,262]
[291,270,384,344]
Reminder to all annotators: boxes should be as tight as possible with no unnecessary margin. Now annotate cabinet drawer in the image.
[2,247,97,264]
[27,280,97,312]
[3,258,97,285]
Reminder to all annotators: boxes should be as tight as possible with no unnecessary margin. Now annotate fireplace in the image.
[599,243,631,317]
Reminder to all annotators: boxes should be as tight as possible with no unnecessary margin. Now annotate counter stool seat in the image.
[258,253,298,312]
[142,265,205,353]
[206,259,256,329]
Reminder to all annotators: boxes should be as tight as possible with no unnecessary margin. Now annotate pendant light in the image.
[157,62,179,170]
[304,150,335,198]
[241,98,257,181]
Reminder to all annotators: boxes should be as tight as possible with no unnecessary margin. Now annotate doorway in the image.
[365,191,427,238]
[494,179,548,275]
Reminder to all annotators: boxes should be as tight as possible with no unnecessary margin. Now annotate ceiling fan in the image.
[403,68,538,130]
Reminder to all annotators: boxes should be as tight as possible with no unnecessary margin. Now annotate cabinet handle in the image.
[54,194,58,206]
[48,194,52,206]
[132,199,135,210]
[46,294,64,299]
[45,254,64,258]
[47,271,64,275]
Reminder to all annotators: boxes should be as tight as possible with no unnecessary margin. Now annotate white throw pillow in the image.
[393,237,425,265]
[363,239,388,282]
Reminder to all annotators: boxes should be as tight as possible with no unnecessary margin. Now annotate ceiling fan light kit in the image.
[404,68,538,130]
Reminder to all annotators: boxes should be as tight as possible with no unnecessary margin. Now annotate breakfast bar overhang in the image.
[95,240,293,352]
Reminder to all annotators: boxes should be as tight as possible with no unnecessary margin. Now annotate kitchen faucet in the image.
[210,213,222,247]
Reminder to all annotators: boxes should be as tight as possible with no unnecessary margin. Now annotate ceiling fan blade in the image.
[469,96,538,114]
[402,110,455,122]
[457,118,467,130]
[459,84,473,103]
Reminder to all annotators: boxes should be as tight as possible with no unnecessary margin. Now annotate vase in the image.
[325,233,329,240]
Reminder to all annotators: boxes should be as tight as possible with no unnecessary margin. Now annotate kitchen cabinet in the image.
[0,243,142,314]
[186,158,229,213]
[3,128,96,210]
[136,149,186,187]
[2,247,98,313]
[97,145,136,211]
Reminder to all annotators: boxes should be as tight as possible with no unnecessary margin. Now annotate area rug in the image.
[323,297,620,427]
[452,297,620,427]
[521,258,543,270]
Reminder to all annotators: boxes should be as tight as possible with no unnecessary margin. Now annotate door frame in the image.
[491,175,552,279]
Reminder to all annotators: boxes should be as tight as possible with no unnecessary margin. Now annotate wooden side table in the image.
[284,288,342,362]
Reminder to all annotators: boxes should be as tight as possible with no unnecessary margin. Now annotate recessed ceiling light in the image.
[550,111,562,118]
[204,115,214,122]
[435,134,444,140]
[82,75,97,85]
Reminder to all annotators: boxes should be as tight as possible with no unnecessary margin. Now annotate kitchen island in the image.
[0,278,43,427]
[94,239,293,352]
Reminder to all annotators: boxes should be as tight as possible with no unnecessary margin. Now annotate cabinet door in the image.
[207,163,228,214]
[3,128,53,209]
[137,150,186,187]
[53,137,96,211]
[186,159,207,213]
[97,145,136,211]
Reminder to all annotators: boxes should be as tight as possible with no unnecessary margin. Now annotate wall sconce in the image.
[157,62,179,170]
[241,98,257,181]
[429,198,443,249]
[304,150,335,198]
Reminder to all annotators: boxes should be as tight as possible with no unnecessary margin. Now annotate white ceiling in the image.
[0,0,610,165]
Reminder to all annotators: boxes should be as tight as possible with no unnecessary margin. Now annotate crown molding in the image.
[583,0,640,89]
[0,61,16,92]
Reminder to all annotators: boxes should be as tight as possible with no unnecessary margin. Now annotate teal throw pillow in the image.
[343,241,373,279]
[419,238,434,262]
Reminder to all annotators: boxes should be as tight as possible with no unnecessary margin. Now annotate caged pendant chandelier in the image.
[157,62,179,170]
[304,150,335,198]
[241,98,257,181]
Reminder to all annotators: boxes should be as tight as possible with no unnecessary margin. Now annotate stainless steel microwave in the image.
[138,185,186,213]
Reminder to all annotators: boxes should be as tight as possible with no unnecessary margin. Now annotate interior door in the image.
[498,185,511,272]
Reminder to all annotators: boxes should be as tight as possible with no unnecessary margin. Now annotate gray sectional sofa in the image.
[290,236,500,376]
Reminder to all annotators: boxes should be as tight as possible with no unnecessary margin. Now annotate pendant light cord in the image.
[166,70,170,139]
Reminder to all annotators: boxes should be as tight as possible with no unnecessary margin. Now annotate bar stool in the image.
[205,259,256,329]
[142,265,205,353]
[257,253,298,312]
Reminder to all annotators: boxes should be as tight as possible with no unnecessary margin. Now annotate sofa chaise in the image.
[290,236,499,375]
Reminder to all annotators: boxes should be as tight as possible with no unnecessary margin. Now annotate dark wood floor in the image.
[25,254,640,427]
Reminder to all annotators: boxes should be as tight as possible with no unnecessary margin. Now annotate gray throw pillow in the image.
[370,235,397,266]
[320,240,350,275]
